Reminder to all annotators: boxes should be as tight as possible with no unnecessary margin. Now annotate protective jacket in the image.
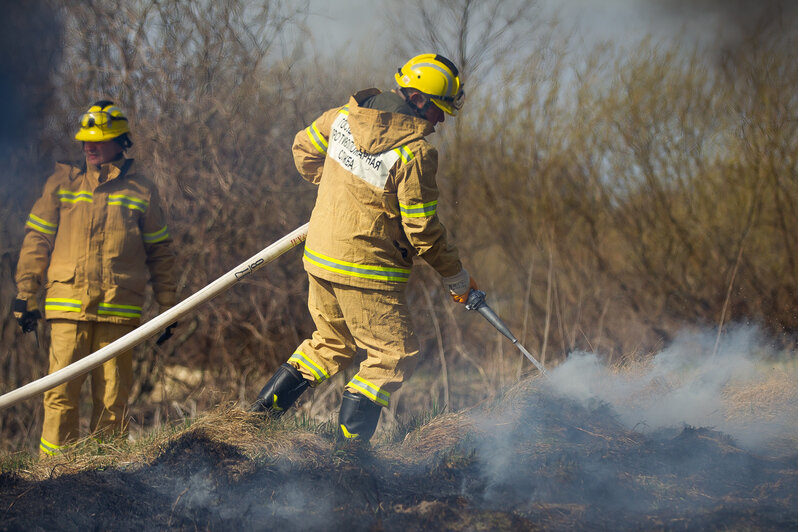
[293,88,464,291]
[15,158,176,325]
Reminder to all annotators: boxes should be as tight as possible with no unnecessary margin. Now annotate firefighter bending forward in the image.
[251,54,478,443]
[13,101,177,456]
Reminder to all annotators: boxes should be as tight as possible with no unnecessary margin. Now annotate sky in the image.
[303,0,797,60]
[304,0,721,53]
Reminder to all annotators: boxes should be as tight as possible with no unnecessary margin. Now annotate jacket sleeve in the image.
[15,173,61,302]
[140,185,177,308]
[396,142,463,278]
[292,107,342,185]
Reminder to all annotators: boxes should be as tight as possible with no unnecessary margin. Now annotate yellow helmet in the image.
[395,53,465,116]
[74,101,130,142]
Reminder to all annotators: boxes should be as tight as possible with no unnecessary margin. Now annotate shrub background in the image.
[1,0,796,451]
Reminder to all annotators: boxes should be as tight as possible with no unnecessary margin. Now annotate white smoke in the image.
[463,322,798,521]
[549,323,797,451]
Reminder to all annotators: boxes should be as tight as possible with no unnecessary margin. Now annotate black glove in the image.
[156,322,178,345]
[12,298,41,334]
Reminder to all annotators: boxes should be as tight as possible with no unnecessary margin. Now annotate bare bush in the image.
[2,1,797,453]
[0,0,318,451]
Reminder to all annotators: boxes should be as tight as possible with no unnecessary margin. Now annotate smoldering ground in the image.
[2,324,798,531]
[467,324,798,528]
[547,324,798,452]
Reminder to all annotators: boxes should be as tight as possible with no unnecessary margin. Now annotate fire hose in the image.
[465,289,549,379]
[0,223,309,411]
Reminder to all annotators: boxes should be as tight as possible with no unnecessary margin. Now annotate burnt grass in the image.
[2,386,798,531]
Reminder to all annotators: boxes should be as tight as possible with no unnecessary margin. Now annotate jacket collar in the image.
[84,157,133,184]
[348,89,434,155]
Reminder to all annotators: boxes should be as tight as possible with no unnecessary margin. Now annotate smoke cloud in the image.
[549,324,794,451]
[643,0,798,57]
[466,323,797,524]
[0,0,62,200]
[0,0,61,144]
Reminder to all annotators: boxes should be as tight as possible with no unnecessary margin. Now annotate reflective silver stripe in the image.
[392,145,414,165]
[40,437,62,455]
[304,247,410,282]
[98,303,142,318]
[288,351,329,382]
[399,200,437,218]
[414,61,457,98]
[45,298,81,312]
[108,194,148,212]
[57,189,93,203]
[143,225,169,243]
[26,213,57,235]
[305,121,328,155]
[347,375,390,407]
[327,112,402,188]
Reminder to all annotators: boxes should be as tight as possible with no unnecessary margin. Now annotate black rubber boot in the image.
[250,363,310,416]
[336,391,382,443]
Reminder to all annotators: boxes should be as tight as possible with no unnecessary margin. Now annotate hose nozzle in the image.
[465,290,518,343]
[464,289,549,378]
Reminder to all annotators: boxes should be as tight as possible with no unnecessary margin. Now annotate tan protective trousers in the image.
[40,319,135,456]
[289,274,420,408]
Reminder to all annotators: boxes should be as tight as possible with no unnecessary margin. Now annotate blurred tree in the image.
[385,0,543,209]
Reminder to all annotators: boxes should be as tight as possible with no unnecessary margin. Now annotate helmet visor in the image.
[431,88,465,115]
[450,88,465,111]
[79,111,126,130]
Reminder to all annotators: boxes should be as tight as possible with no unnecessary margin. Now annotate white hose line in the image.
[0,223,309,411]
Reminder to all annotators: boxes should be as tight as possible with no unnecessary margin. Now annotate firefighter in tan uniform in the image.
[13,101,177,456]
[251,54,478,443]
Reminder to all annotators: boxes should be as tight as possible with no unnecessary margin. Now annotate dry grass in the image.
[389,410,475,460]
[3,361,798,530]
[4,405,333,482]
[722,360,798,455]
[723,362,798,417]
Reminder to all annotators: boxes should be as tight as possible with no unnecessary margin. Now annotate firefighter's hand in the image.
[12,298,41,333]
[452,277,479,304]
[156,322,178,345]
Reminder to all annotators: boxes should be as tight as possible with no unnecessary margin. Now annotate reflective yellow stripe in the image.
[108,194,148,212]
[44,298,81,312]
[305,121,328,155]
[288,351,329,382]
[347,375,390,407]
[26,213,57,235]
[304,247,411,283]
[57,189,93,203]
[392,145,414,165]
[271,394,284,412]
[98,303,142,318]
[339,424,359,439]
[143,225,169,243]
[40,437,63,455]
[399,200,438,218]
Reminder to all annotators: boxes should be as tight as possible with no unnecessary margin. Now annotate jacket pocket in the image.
[45,265,76,288]
[111,271,148,297]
